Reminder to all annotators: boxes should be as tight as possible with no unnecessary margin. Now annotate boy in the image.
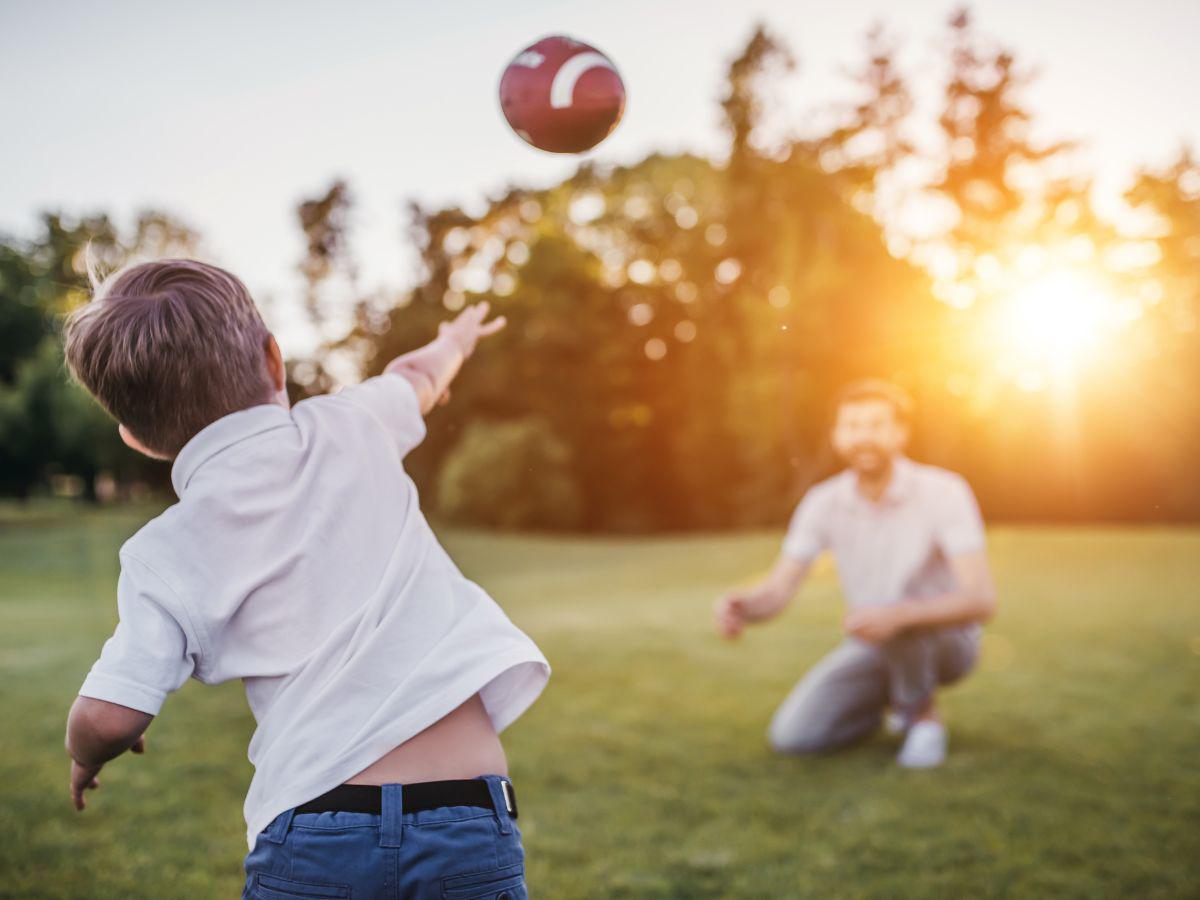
[63,259,548,897]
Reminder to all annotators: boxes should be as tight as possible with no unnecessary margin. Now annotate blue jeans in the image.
[242,776,526,899]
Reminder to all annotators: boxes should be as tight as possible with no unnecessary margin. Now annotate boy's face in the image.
[831,399,908,477]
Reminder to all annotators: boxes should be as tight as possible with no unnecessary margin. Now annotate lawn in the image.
[0,504,1197,898]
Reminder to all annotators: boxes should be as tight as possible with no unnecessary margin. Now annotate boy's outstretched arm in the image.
[65,696,153,810]
[384,302,506,414]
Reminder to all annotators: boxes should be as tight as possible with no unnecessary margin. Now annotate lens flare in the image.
[992,266,1131,386]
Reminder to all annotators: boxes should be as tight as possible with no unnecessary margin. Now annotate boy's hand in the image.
[70,759,103,811]
[438,302,506,358]
[382,301,507,414]
[68,733,145,811]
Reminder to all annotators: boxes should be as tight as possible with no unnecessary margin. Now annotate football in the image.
[499,35,626,154]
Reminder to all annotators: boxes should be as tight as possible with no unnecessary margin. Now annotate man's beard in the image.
[848,446,890,476]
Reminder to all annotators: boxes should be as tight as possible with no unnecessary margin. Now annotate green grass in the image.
[1,504,1198,898]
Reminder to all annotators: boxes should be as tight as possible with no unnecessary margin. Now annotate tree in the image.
[0,211,197,499]
[334,26,936,532]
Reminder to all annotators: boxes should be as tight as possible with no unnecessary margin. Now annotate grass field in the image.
[1,504,1197,898]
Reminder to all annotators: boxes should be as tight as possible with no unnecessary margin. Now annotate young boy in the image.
[63,259,548,898]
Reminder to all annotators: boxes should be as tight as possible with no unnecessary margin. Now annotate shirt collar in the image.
[840,455,916,508]
[171,403,295,496]
[880,456,916,504]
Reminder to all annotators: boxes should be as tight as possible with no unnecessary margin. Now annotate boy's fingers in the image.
[479,316,506,336]
[70,775,100,811]
[456,302,486,325]
[131,735,146,753]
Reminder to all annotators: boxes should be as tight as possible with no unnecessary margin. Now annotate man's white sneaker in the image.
[896,720,947,769]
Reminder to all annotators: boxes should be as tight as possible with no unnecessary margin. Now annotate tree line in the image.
[2,11,1197,528]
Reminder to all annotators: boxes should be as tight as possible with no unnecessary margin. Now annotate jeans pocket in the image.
[250,872,352,900]
[441,862,526,900]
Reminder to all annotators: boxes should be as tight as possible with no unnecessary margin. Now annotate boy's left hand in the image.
[69,734,145,811]
[438,302,506,358]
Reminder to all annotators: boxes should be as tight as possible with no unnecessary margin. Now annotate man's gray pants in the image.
[768,626,978,754]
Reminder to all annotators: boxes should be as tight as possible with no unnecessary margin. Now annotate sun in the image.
[993,266,1123,386]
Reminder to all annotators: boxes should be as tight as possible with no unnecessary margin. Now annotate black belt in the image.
[295,779,517,819]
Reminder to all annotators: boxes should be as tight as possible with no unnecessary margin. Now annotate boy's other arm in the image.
[65,696,153,811]
[384,302,506,414]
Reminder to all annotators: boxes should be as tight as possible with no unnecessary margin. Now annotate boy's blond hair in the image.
[64,258,273,457]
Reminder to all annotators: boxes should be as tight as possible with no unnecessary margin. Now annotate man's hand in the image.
[714,557,811,640]
[438,302,506,358]
[844,605,912,644]
[68,734,145,811]
[713,586,785,640]
[844,552,997,645]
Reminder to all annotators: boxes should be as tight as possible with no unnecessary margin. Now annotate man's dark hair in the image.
[834,379,913,425]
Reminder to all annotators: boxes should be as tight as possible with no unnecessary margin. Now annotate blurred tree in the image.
[284,181,350,403]
[436,417,582,530]
[721,24,795,161]
[9,11,1197,526]
[1128,148,1200,340]
[341,26,937,532]
[0,211,196,499]
[935,7,1073,248]
[819,24,915,199]
[1120,148,1200,519]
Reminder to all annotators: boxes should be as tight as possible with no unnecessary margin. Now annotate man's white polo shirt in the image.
[783,456,987,614]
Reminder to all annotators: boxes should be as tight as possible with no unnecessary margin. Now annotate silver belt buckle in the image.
[500,779,516,816]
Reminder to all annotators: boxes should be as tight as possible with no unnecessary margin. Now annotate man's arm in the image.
[844,550,996,643]
[714,555,813,639]
[384,302,506,414]
[65,696,153,810]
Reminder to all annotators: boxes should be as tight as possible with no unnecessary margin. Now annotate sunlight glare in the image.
[996,267,1125,385]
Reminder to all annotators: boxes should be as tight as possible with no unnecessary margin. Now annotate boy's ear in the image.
[265,335,286,393]
[118,424,170,461]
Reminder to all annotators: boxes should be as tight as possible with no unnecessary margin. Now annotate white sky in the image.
[2,0,1197,347]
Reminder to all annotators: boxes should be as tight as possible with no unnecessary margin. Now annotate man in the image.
[714,379,996,768]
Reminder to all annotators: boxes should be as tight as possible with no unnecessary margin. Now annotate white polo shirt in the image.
[783,456,986,613]
[78,374,550,849]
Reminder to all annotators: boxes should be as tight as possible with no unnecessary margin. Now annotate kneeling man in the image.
[715,380,996,768]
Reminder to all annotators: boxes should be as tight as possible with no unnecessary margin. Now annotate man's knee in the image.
[937,630,979,686]
[883,632,939,712]
[767,712,854,755]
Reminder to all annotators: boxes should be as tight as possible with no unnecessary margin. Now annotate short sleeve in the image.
[782,486,830,563]
[933,476,987,558]
[336,373,427,458]
[77,556,200,716]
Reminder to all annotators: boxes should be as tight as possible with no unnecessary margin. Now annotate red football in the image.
[499,35,626,154]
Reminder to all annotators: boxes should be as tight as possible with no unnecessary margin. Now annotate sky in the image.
[2,0,1197,347]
